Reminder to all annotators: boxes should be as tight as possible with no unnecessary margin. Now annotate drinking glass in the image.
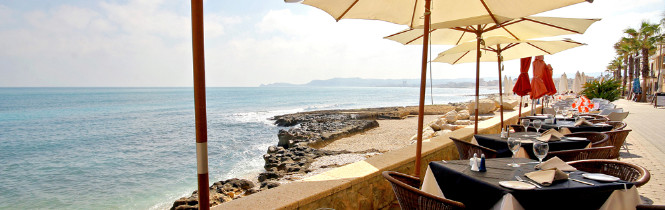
[520,119,530,133]
[533,120,543,135]
[554,106,560,117]
[507,137,522,167]
[533,140,550,164]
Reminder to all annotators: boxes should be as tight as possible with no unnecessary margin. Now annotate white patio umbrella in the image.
[572,71,583,93]
[505,76,514,96]
[288,0,592,177]
[558,73,569,94]
[433,36,585,127]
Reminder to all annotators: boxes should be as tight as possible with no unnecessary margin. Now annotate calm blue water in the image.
[0,87,494,209]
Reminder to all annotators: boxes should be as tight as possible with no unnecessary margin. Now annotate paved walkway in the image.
[613,99,665,205]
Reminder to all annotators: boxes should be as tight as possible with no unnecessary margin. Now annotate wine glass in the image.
[533,120,543,135]
[520,119,530,133]
[533,140,550,164]
[507,137,522,167]
[554,106,560,117]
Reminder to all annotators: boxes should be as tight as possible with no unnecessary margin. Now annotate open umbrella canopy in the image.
[432,37,585,64]
[558,73,569,94]
[386,16,599,45]
[298,0,592,29]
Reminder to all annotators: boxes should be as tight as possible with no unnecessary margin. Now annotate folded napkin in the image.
[559,127,572,135]
[525,168,569,186]
[574,118,593,126]
[535,156,577,172]
[536,129,565,142]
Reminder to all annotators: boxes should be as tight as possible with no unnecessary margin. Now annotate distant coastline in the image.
[259,77,500,88]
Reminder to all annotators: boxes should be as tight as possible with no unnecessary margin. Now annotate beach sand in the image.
[321,115,443,152]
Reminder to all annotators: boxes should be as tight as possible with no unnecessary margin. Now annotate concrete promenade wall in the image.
[214,106,535,210]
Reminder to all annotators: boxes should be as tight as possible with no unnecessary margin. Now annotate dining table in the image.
[538,120,614,133]
[474,132,591,159]
[421,158,641,210]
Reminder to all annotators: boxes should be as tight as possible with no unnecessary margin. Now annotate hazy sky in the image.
[0,0,663,87]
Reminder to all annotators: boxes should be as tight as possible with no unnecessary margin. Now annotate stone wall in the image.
[213,106,535,210]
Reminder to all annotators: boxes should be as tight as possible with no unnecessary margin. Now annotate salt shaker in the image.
[500,127,508,138]
[470,153,479,171]
[479,154,486,172]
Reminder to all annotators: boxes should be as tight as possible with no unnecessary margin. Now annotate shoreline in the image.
[170,94,520,209]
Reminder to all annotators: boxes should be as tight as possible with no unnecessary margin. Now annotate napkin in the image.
[525,168,569,186]
[559,127,572,135]
[535,156,577,172]
[536,129,565,142]
[574,118,593,126]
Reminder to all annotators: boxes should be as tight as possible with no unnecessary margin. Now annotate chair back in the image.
[605,121,627,130]
[382,171,466,209]
[510,124,538,133]
[607,112,629,121]
[564,132,609,147]
[450,137,497,160]
[567,159,650,187]
[544,146,614,161]
[602,129,632,159]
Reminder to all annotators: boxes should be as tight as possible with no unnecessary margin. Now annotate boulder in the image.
[429,118,446,131]
[467,99,498,115]
[444,110,458,123]
[501,99,519,110]
[454,120,474,125]
[457,110,470,120]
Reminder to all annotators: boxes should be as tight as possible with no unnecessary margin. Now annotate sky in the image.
[0,0,663,87]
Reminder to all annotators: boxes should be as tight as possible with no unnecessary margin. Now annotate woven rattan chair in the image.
[450,137,498,160]
[543,146,614,161]
[567,159,650,187]
[382,171,466,209]
[564,132,610,147]
[637,204,665,209]
[603,129,632,159]
[606,121,627,130]
[607,112,629,121]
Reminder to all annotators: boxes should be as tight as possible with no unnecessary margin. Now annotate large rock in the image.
[501,99,519,110]
[444,110,458,123]
[457,110,470,120]
[429,118,447,131]
[468,99,498,115]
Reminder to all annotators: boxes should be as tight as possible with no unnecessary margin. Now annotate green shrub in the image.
[581,78,622,102]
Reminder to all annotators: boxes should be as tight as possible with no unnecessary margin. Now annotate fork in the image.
[515,176,542,188]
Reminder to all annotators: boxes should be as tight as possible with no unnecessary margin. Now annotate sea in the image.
[0,87,495,209]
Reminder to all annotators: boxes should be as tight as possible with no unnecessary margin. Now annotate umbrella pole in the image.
[414,0,431,178]
[191,0,210,209]
[473,29,481,134]
[497,46,504,128]
[518,96,523,118]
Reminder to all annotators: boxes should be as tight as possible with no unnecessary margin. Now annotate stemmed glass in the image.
[520,119,530,133]
[533,120,543,135]
[554,106,560,117]
[533,140,550,165]
[507,137,522,167]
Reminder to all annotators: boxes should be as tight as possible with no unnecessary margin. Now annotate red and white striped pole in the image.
[191,0,210,209]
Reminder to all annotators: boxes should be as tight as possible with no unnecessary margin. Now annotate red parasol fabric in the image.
[513,57,533,96]
[544,64,557,95]
[530,55,551,99]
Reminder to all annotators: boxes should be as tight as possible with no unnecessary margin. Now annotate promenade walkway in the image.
[613,99,665,205]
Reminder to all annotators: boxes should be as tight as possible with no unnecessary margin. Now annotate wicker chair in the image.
[567,159,650,187]
[450,137,498,160]
[606,121,627,130]
[564,132,610,147]
[607,112,629,121]
[382,171,466,209]
[637,204,665,209]
[603,129,632,159]
[543,146,614,161]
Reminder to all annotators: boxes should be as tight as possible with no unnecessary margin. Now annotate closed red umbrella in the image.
[530,55,551,99]
[514,57,532,117]
[545,64,557,95]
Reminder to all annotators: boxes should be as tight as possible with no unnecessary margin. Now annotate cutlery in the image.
[569,178,594,186]
[515,176,542,188]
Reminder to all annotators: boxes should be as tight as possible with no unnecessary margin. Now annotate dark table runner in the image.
[429,158,635,210]
[475,132,591,159]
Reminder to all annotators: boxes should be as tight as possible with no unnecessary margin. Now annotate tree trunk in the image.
[623,61,627,97]
[641,47,650,102]
[628,55,634,97]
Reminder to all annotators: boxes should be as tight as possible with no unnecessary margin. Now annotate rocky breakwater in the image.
[171,105,453,209]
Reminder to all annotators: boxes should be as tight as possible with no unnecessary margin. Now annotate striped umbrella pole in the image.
[191,0,210,209]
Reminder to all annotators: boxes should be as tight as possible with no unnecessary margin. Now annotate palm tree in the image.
[635,21,661,101]
[620,28,640,97]
[614,39,632,96]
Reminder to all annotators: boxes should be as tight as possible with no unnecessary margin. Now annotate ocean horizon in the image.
[0,86,496,209]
